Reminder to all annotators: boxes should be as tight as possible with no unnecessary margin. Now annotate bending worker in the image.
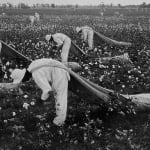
[76,26,94,50]
[45,33,71,63]
[10,58,70,126]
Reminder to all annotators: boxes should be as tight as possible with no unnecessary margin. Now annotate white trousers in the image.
[32,66,69,125]
[87,30,94,50]
[61,39,71,63]
[82,30,94,50]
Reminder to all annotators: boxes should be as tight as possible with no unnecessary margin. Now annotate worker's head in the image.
[10,68,26,84]
[45,34,52,43]
[76,27,81,33]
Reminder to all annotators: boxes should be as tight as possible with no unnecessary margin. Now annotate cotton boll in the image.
[122,85,125,88]
[12,112,16,116]
[23,103,29,110]
[30,101,35,106]
[23,95,28,98]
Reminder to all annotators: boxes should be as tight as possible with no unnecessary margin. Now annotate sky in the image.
[0,0,150,6]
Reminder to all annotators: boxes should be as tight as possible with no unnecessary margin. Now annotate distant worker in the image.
[29,12,40,25]
[34,12,40,22]
[138,22,143,32]
[45,33,71,63]
[29,15,35,25]
[76,26,94,50]
[100,12,104,17]
[76,25,132,51]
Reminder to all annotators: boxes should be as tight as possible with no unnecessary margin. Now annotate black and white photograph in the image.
[0,0,150,149]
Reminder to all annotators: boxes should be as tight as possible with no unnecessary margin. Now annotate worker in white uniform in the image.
[10,58,70,126]
[29,12,40,25]
[29,15,35,25]
[76,26,94,50]
[34,12,40,22]
[45,33,71,63]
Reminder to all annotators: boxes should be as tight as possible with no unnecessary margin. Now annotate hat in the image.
[45,34,51,42]
[76,27,81,33]
[11,69,26,84]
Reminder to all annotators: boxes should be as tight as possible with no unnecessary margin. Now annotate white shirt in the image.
[52,33,70,47]
[80,26,93,41]
[28,58,70,100]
